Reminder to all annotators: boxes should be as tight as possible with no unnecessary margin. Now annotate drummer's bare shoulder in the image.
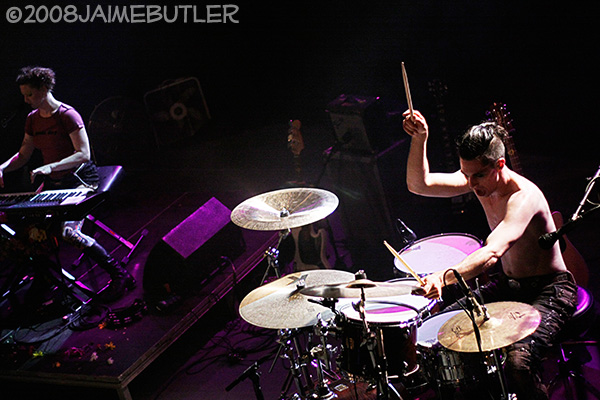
[497,175,568,278]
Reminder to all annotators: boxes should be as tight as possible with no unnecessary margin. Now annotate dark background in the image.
[1,1,597,161]
[1,5,599,398]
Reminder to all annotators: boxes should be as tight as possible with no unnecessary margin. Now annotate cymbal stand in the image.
[354,288,402,400]
[489,349,508,400]
[260,229,290,284]
[274,328,313,400]
[309,315,336,399]
[458,290,508,400]
[474,279,509,400]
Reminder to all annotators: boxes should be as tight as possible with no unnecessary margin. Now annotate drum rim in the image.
[395,232,483,275]
[339,300,422,327]
[399,232,483,253]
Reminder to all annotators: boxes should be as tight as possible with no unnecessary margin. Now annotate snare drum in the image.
[394,233,482,277]
[416,310,466,386]
[337,285,436,379]
[416,310,491,388]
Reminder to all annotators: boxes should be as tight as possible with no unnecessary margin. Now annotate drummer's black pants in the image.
[445,271,578,400]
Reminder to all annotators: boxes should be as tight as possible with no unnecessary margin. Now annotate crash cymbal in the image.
[300,279,420,299]
[438,301,541,353]
[239,269,354,329]
[230,187,339,231]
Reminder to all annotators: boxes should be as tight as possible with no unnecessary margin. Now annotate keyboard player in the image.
[0,66,134,304]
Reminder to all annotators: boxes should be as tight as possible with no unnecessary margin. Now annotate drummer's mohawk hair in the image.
[457,122,507,165]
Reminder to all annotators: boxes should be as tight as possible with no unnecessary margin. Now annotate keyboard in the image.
[0,188,107,220]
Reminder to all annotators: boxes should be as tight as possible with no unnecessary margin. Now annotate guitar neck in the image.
[504,134,523,175]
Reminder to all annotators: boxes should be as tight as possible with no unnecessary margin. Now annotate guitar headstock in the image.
[428,79,448,103]
[288,119,304,157]
[486,102,515,133]
[487,102,523,174]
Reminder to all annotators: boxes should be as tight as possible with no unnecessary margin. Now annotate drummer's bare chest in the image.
[479,197,507,230]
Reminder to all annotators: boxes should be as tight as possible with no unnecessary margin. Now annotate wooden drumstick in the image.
[383,240,425,286]
[401,62,414,118]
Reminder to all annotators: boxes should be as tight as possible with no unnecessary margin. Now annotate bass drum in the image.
[394,233,482,277]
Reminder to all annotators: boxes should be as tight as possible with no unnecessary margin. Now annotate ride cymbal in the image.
[438,301,541,352]
[239,269,354,329]
[230,187,339,231]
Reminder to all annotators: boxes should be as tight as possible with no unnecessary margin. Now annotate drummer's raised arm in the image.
[403,110,470,198]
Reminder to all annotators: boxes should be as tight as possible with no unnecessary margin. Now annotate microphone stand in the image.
[572,164,600,220]
[225,353,273,400]
[539,165,600,249]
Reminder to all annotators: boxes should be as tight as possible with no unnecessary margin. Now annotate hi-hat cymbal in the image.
[438,301,541,353]
[230,187,339,231]
[300,279,420,299]
[239,269,354,329]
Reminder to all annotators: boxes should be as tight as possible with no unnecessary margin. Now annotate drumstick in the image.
[401,62,414,118]
[383,240,425,286]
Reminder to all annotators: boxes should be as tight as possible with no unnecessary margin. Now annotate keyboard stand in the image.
[0,242,95,324]
[71,215,148,267]
[71,165,147,268]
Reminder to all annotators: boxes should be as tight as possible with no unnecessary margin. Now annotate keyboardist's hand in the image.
[30,165,53,182]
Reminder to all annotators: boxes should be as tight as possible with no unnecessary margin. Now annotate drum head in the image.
[339,295,429,327]
[394,233,482,276]
[416,310,463,348]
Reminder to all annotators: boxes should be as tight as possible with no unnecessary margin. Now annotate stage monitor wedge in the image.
[143,197,245,300]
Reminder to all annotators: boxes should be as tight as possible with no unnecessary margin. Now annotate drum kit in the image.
[229,187,542,400]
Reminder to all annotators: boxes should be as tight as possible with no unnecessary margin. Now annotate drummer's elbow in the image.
[407,179,427,195]
[482,254,500,272]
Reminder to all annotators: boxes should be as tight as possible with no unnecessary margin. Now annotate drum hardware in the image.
[454,271,506,399]
[395,218,417,248]
[238,268,354,399]
[307,316,338,399]
[451,270,490,323]
[260,231,288,283]
[274,328,314,400]
[351,285,404,400]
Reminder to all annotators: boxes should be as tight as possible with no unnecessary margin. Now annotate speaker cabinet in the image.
[144,77,211,147]
[326,94,394,154]
[143,197,245,300]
